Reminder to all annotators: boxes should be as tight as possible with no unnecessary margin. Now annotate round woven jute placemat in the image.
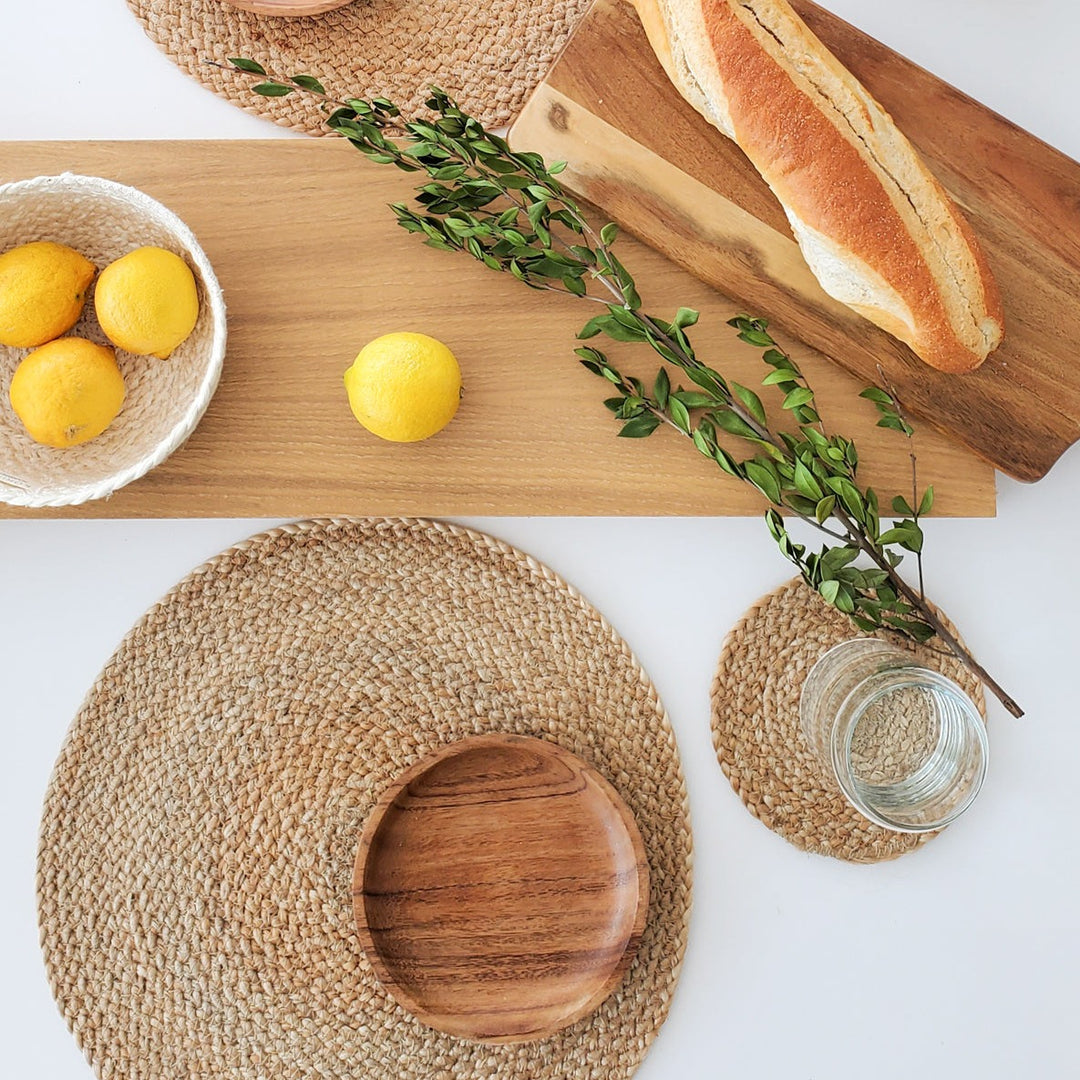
[38,517,691,1080]
[126,0,592,133]
[711,577,985,864]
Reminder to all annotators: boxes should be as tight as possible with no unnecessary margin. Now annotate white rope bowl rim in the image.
[0,173,226,507]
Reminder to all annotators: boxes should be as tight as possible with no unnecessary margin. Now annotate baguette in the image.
[631,0,1005,373]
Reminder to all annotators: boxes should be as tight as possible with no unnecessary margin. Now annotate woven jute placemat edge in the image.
[35,515,696,1066]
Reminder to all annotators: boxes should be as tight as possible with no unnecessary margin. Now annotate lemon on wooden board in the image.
[0,241,96,348]
[344,332,462,443]
[94,246,199,359]
[9,337,125,448]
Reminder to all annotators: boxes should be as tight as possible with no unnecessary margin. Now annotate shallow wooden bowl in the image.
[353,733,649,1043]
[216,0,353,16]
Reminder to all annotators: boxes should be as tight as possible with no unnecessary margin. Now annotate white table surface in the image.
[3,2,1079,1077]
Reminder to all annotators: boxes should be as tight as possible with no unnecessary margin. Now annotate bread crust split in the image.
[632,0,1005,373]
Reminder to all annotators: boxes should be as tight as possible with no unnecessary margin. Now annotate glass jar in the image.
[799,638,989,832]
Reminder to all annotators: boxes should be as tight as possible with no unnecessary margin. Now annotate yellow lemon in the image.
[0,241,96,348]
[344,332,462,442]
[9,337,125,448]
[94,246,199,359]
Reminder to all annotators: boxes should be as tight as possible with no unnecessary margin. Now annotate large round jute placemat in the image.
[711,577,985,864]
[125,0,592,133]
[38,517,691,1080]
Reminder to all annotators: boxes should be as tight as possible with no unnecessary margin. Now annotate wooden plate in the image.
[352,734,650,1043]
[216,0,353,16]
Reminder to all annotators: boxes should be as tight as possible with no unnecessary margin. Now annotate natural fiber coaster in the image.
[711,577,985,864]
[126,0,592,133]
[38,518,691,1080]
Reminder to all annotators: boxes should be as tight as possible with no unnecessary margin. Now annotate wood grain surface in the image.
[509,0,1080,482]
[352,734,649,1043]
[0,140,994,517]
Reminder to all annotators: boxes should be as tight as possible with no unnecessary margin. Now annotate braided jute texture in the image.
[126,0,592,133]
[711,578,985,864]
[38,517,692,1080]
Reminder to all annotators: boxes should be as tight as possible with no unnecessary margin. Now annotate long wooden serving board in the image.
[510,0,1080,483]
[0,140,992,518]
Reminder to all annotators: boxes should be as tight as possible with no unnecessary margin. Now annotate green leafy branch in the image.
[217,60,1022,717]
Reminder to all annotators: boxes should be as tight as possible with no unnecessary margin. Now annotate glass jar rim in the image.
[829,665,989,833]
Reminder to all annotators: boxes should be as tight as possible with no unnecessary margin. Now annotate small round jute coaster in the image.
[125,0,592,133]
[711,577,985,864]
[38,518,691,1080]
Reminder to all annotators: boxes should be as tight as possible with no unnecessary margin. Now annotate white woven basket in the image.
[0,174,226,507]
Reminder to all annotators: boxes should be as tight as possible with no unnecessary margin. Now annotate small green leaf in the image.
[761,369,797,387]
[819,579,841,605]
[782,386,815,410]
[919,486,934,516]
[762,348,792,369]
[687,366,727,397]
[671,391,714,409]
[859,386,893,405]
[821,546,859,572]
[815,495,836,524]
[290,74,326,93]
[745,461,782,505]
[785,494,819,516]
[673,306,700,328]
[577,316,607,340]
[619,415,661,438]
[668,397,691,434]
[714,447,742,477]
[712,408,758,440]
[883,615,935,642]
[731,382,767,426]
[765,508,786,542]
[563,273,587,297]
[892,495,914,517]
[615,397,646,419]
[906,620,937,643]
[229,57,267,75]
[735,329,772,348]
[599,320,646,343]
[879,521,923,553]
[835,587,857,614]
[793,459,824,501]
[654,367,670,410]
[901,521,924,553]
[600,222,619,246]
[252,82,295,97]
[876,414,908,433]
[824,476,865,521]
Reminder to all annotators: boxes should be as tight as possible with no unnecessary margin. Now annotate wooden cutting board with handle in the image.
[509,0,1080,483]
[0,140,993,518]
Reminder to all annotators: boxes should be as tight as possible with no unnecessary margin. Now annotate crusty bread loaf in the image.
[632,0,1005,372]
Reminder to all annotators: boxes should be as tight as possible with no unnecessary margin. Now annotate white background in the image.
[2,1,1079,1077]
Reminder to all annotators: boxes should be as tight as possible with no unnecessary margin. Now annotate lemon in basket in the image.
[344,332,462,443]
[9,337,126,448]
[94,246,199,359]
[0,240,96,348]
